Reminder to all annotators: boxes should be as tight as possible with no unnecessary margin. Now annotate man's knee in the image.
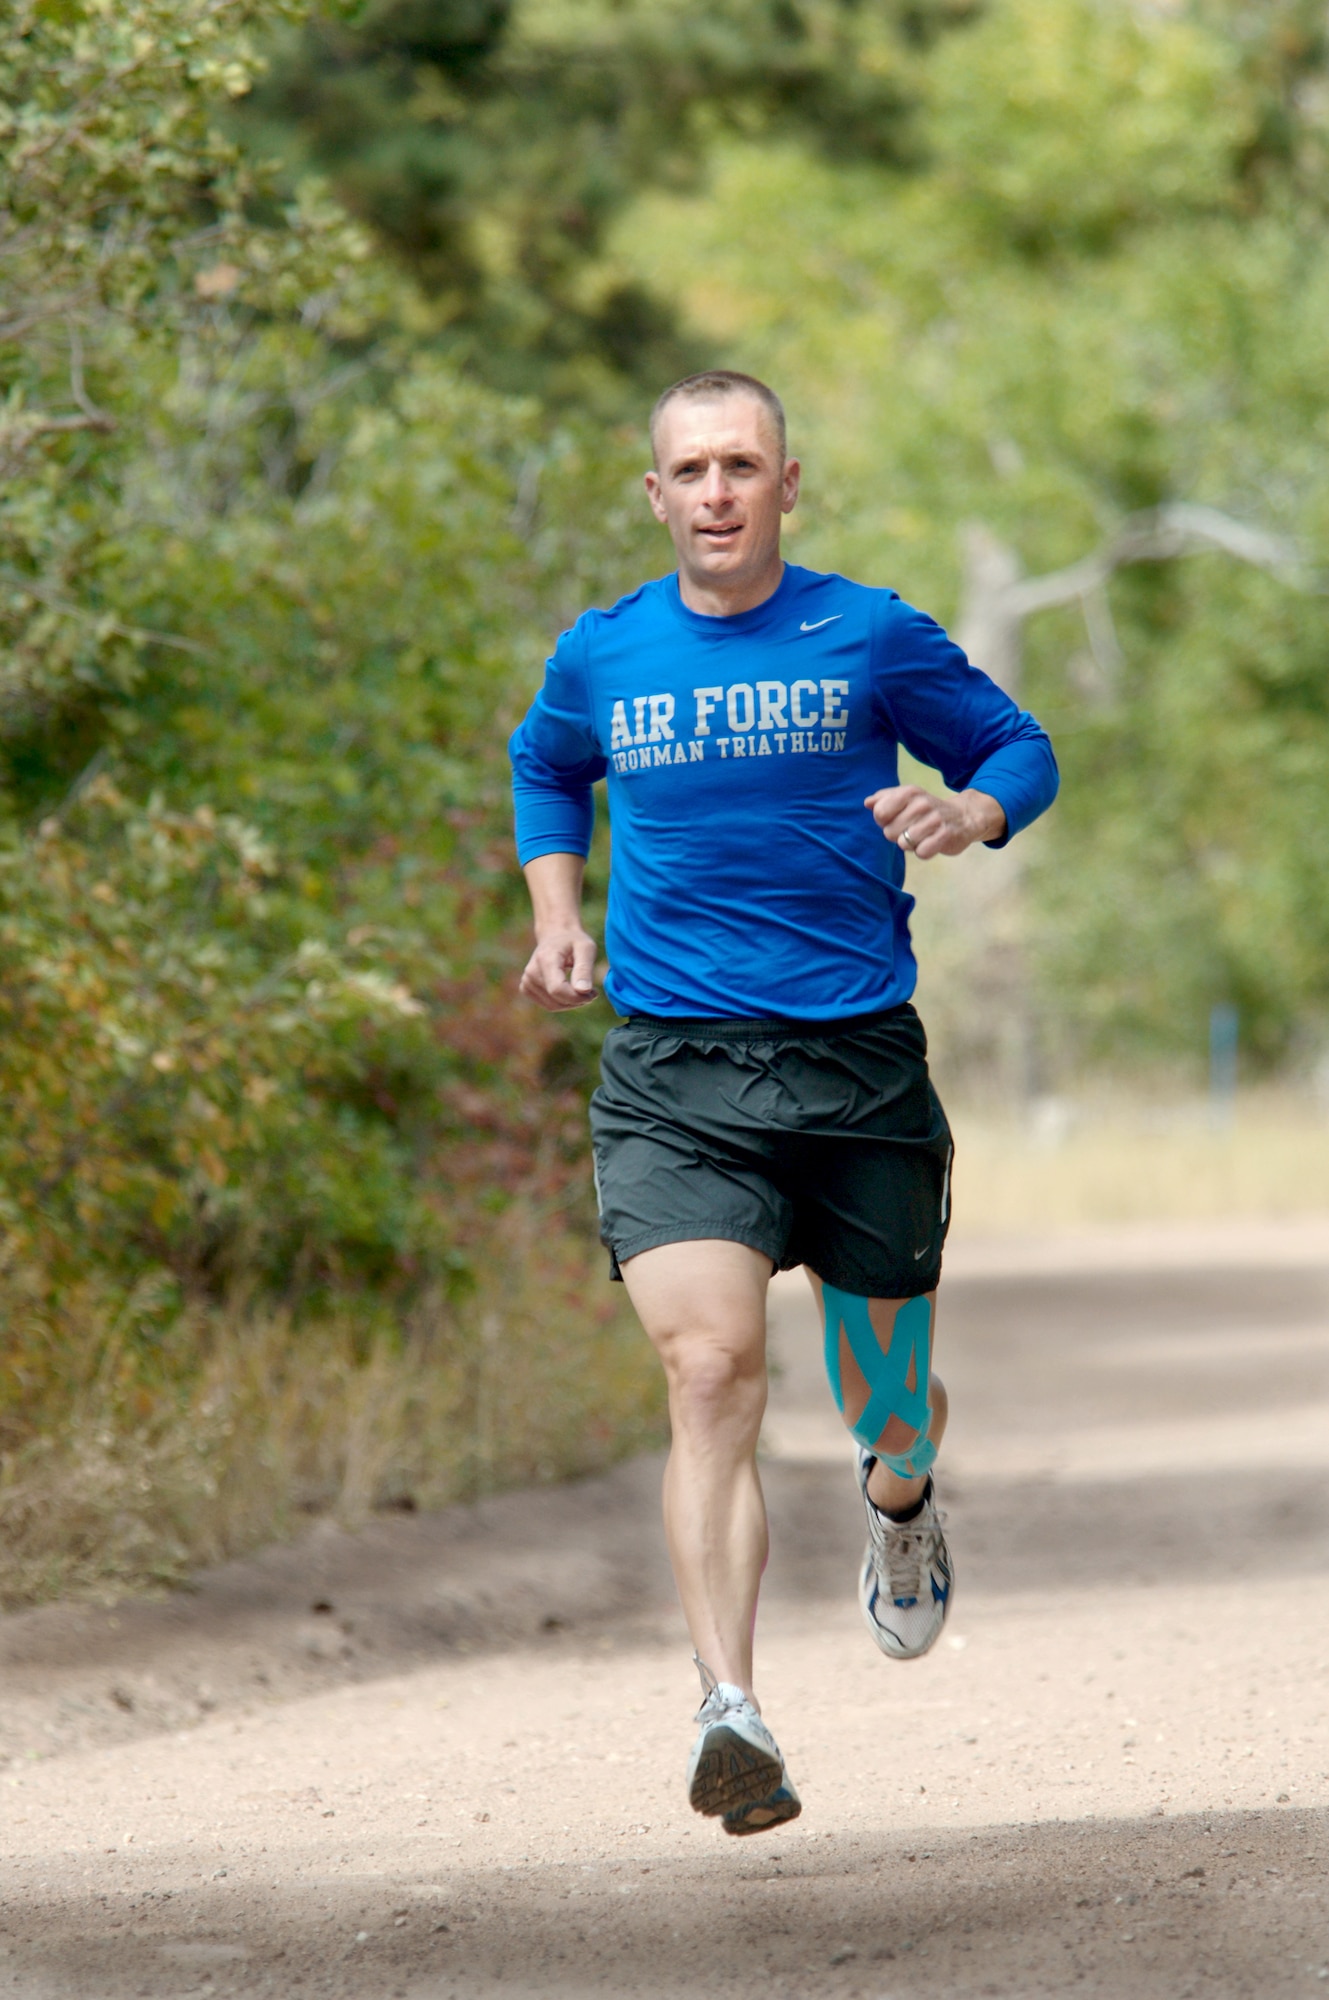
[658,1326,765,1421]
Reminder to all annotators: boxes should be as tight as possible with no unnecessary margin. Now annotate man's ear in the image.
[780,457,801,515]
[643,469,669,524]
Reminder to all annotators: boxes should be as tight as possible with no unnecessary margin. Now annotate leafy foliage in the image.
[0,0,372,750]
[0,0,667,1598]
[239,0,979,401]
[0,778,444,1299]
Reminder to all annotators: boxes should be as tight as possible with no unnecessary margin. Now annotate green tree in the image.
[0,0,373,794]
[239,0,978,403]
[0,0,668,1595]
[0,0,665,1308]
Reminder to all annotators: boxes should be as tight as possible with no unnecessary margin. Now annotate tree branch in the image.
[0,410,115,444]
[958,503,1317,698]
[1009,503,1310,619]
[66,320,114,430]
[0,569,209,660]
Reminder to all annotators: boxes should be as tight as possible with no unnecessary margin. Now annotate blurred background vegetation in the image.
[2,0,1327,1600]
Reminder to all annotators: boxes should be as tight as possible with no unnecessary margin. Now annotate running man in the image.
[510,371,1058,1836]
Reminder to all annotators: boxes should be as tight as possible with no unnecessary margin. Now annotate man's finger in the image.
[523,946,568,1007]
[533,937,596,1007]
[522,955,558,1006]
[547,946,581,1002]
[570,935,597,997]
[907,803,965,860]
[865,786,911,826]
[519,961,554,1008]
[898,809,941,857]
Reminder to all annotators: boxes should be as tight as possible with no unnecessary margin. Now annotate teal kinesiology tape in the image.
[822,1285,937,1478]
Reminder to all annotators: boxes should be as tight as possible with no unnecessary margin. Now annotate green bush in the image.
[0,0,668,1602]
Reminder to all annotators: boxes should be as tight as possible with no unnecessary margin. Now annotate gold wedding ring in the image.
[900,827,914,849]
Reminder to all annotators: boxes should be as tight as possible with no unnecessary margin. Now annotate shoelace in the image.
[692,1652,758,1725]
[867,1508,946,1601]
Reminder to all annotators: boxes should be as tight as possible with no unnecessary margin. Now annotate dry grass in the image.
[0,1217,665,1610]
[949,1088,1329,1235]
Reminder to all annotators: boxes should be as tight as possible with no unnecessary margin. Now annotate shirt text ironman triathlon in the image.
[609,679,851,772]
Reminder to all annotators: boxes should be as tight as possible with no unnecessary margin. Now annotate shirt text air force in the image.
[509,563,1058,1021]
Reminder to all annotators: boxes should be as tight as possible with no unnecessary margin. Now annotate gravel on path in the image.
[3,1218,1328,1999]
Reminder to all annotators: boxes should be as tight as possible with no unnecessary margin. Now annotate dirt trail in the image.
[4,1220,1329,1999]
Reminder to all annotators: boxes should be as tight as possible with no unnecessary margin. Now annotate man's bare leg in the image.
[805,1270,953,1660]
[619,1238,772,1698]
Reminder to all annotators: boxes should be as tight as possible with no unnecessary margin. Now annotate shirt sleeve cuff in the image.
[515,831,593,866]
[976,782,1017,849]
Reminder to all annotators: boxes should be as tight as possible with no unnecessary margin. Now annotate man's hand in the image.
[864,784,1006,859]
[520,925,599,1010]
[519,853,600,1009]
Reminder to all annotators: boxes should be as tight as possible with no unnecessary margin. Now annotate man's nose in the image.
[698,462,732,508]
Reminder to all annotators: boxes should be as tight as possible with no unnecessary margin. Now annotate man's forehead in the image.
[658,395,779,464]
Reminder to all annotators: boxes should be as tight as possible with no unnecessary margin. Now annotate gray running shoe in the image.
[686,1657,786,1819]
[857,1451,953,1661]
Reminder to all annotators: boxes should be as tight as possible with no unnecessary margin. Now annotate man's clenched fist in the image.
[864,784,1006,860]
[520,926,599,1010]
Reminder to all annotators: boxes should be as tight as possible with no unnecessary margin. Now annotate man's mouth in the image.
[698,522,743,543]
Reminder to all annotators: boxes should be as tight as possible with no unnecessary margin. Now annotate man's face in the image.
[644,394,800,593]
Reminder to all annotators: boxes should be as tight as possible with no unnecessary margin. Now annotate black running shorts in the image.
[588,1002,953,1298]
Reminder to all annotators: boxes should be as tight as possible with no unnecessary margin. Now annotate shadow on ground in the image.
[762,1458,1329,1601]
[10,1806,1325,1999]
[938,1264,1329,1436]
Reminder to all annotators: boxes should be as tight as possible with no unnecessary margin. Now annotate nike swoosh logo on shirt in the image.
[799,615,843,633]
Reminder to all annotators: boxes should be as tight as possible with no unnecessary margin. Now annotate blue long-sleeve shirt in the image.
[510,563,1058,1020]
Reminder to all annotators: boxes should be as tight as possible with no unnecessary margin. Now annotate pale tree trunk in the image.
[955,524,1026,694]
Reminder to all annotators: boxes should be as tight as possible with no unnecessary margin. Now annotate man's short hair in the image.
[649,369,787,466]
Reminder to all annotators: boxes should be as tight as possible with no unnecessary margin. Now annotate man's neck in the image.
[677,555,785,619]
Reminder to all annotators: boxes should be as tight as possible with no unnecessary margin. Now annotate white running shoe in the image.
[721,1774,803,1837]
[686,1658,787,1819]
[856,1450,953,1661]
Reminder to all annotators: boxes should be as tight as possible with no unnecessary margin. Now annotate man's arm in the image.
[869,599,1058,855]
[510,616,607,1008]
[519,852,599,1010]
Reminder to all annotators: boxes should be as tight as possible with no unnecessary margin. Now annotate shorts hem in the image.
[799,1256,943,1299]
[606,1225,784,1282]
